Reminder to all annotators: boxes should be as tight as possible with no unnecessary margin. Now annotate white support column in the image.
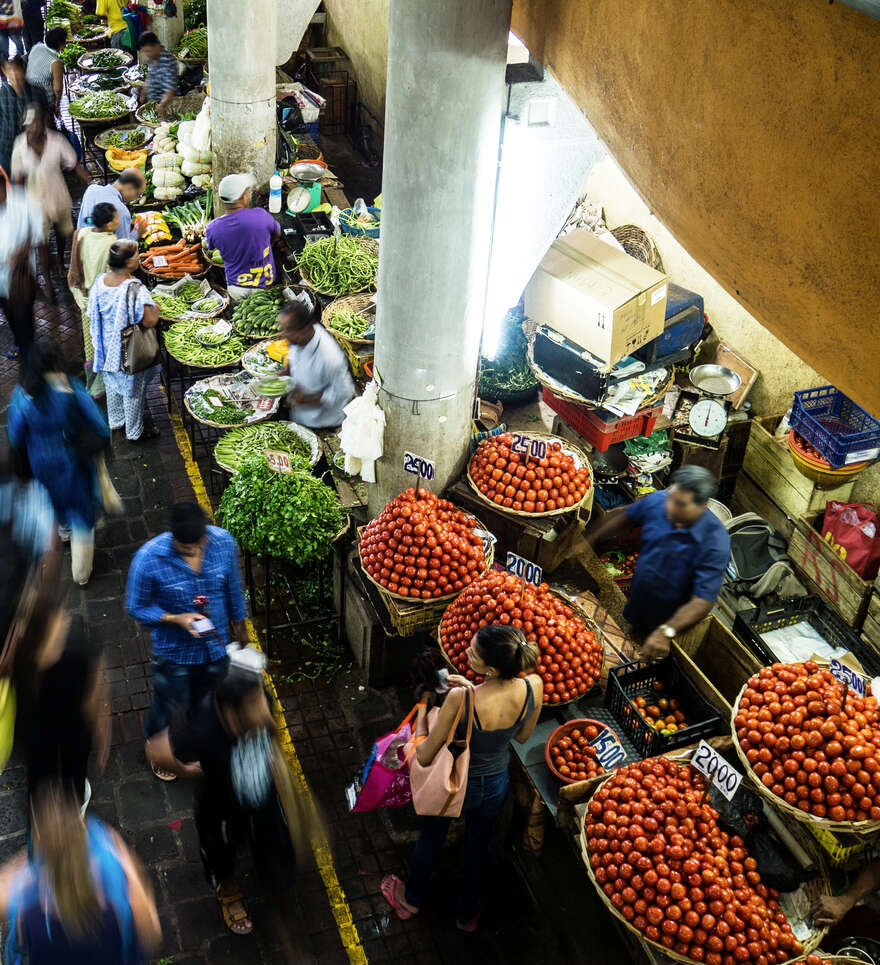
[208,0,277,212]
[369,0,512,512]
[149,7,184,52]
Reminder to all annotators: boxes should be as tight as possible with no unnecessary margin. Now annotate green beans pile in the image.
[90,48,126,69]
[298,237,378,295]
[69,91,129,119]
[188,389,248,425]
[326,307,371,338]
[256,377,290,397]
[214,423,313,472]
[231,290,285,337]
[177,281,204,303]
[174,27,207,59]
[153,293,191,318]
[106,128,146,148]
[164,318,246,366]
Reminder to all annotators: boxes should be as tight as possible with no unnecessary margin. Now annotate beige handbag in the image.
[408,688,474,818]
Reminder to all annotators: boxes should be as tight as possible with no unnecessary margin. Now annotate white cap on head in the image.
[218,172,256,203]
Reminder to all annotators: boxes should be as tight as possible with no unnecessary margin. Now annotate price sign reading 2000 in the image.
[403,452,435,481]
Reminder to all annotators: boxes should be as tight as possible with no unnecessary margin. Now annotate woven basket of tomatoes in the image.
[545,719,622,784]
[358,487,492,602]
[789,956,870,965]
[732,662,880,834]
[582,756,828,964]
[467,431,592,517]
[438,570,605,704]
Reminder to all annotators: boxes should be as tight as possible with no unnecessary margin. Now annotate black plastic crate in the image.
[733,595,880,676]
[604,652,723,758]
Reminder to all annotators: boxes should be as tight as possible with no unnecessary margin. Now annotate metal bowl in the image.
[689,363,742,397]
[290,160,327,184]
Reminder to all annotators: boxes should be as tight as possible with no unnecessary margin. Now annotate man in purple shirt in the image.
[205,173,281,302]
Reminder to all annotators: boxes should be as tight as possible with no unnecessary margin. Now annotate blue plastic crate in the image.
[293,121,320,139]
[634,283,705,363]
[790,385,880,468]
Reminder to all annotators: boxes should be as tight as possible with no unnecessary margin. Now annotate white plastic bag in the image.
[338,380,385,483]
[192,96,212,152]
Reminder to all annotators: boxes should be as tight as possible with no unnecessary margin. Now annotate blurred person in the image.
[0,0,23,64]
[96,0,127,49]
[127,502,248,780]
[586,465,731,658]
[205,172,280,301]
[23,25,64,116]
[77,168,146,240]
[7,340,110,585]
[147,654,296,936]
[88,239,160,441]
[11,104,90,271]
[136,32,177,117]
[68,201,119,398]
[19,0,41,54]
[0,55,48,174]
[0,166,47,357]
[812,858,880,939]
[382,625,543,931]
[279,299,354,428]
[0,781,161,962]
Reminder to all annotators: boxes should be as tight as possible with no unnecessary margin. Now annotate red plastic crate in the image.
[543,388,663,452]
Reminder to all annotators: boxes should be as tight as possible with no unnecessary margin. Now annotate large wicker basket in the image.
[322,293,375,347]
[610,224,663,270]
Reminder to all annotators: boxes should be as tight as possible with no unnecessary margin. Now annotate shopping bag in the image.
[821,501,880,579]
[350,705,419,813]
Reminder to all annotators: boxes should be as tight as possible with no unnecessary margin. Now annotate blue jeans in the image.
[405,769,509,922]
[144,655,229,738]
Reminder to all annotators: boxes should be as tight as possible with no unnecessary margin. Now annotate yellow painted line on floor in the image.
[168,403,368,965]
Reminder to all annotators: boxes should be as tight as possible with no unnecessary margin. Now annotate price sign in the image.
[511,433,547,460]
[590,727,626,770]
[692,740,742,801]
[264,449,294,474]
[255,396,275,411]
[152,255,168,268]
[830,658,866,696]
[403,451,435,481]
[505,552,542,586]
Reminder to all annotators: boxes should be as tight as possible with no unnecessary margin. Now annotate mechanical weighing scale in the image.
[286,160,326,215]
[673,364,743,449]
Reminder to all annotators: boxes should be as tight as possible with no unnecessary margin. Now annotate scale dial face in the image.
[287,185,312,213]
[688,398,728,437]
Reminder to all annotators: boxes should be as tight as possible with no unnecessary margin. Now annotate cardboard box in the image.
[525,230,669,365]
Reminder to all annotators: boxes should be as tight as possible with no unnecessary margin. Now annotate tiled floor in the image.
[0,133,630,964]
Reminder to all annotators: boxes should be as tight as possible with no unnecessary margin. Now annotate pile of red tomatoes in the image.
[439,570,604,702]
[548,723,607,781]
[585,757,805,963]
[359,488,487,599]
[468,433,591,514]
[734,661,880,822]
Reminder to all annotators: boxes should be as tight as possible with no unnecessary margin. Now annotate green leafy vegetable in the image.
[90,48,126,69]
[69,92,130,119]
[478,306,538,401]
[60,42,86,69]
[218,456,344,563]
[107,128,146,149]
[174,27,207,59]
[184,0,206,29]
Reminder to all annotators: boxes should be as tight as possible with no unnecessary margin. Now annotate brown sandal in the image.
[217,884,253,936]
[150,760,177,782]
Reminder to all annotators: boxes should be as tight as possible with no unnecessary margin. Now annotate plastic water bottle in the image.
[269,170,282,214]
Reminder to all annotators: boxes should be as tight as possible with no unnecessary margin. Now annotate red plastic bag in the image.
[821,501,880,579]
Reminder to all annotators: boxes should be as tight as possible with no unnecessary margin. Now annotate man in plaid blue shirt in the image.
[127,502,248,780]
[137,31,179,119]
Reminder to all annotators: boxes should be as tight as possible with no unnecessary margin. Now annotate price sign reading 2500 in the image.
[403,451,435,481]
[511,434,547,460]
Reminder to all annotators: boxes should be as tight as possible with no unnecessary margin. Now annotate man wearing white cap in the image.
[205,173,281,302]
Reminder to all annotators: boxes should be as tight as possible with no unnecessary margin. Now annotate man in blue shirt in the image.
[587,466,730,659]
[126,502,249,780]
[76,169,146,240]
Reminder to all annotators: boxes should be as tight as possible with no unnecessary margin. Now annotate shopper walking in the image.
[0,163,46,358]
[0,781,162,963]
[146,654,296,936]
[88,239,160,441]
[137,32,178,117]
[19,0,42,54]
[11,104,90,270]
[23,26,64,116]
[77,168,146,240]
[68,201,119,398]
[0,55,47,174]
[127,502,249,780]
[7,340,111,585]
[382,626,543,931]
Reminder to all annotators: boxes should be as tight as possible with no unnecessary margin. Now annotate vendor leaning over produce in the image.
[137,31,178,118]
[77,166,146,240]
[278,299,355,429]
[206,172,281,302]
[586,466,730,659]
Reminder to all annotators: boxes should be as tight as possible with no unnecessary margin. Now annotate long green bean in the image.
[298,237,377,295]
[164,319,246,366]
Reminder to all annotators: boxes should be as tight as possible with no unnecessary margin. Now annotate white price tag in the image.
[505,552,542,586]
[511,433,547,460]
[403,451,435,481]
[264,449,294,473]
[590,728,625,770]
[830,658,866,696]
[692,740,742,801]
[255,396,275,411]
[152,255,168,268]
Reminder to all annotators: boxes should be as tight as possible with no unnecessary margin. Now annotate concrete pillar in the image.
[208,0,277,212]
[149,7,184,52]
[369,0,512,513]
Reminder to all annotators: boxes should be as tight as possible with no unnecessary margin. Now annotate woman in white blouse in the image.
[279,300,355,428]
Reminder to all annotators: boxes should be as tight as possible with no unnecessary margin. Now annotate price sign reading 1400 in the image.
[403,452,435,481]
[511,434,547,460]
[505,552,542,586]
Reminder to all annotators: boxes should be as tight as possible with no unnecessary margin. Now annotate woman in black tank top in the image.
[382,626,543,932]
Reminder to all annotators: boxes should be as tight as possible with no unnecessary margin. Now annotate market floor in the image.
[0,186,629,965]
